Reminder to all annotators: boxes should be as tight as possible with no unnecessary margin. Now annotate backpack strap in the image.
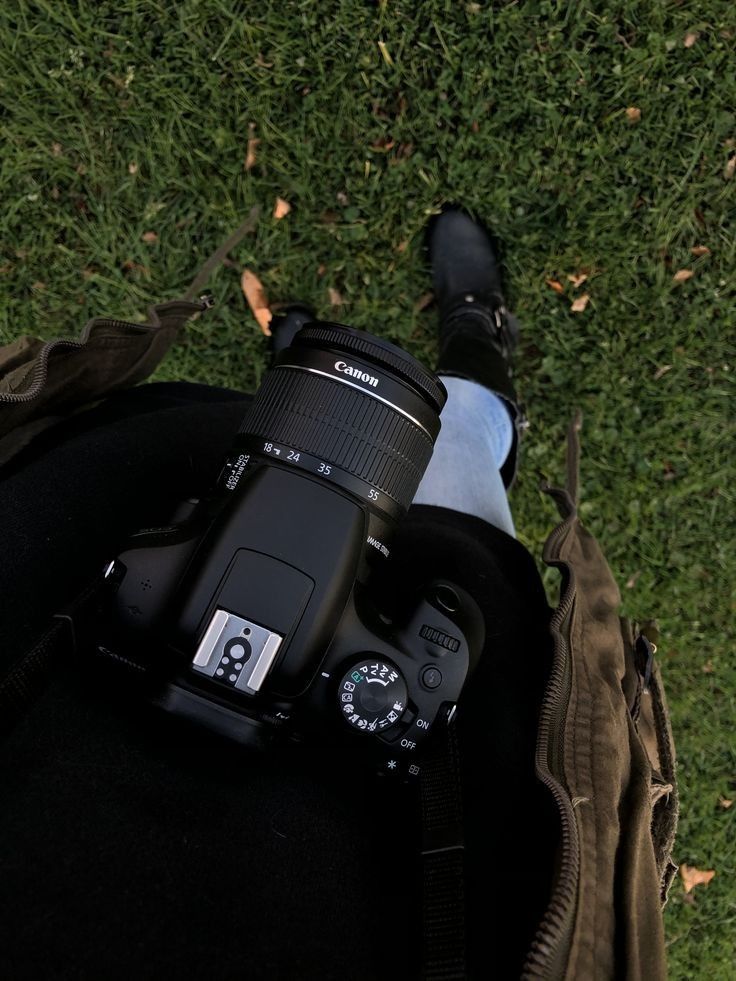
[420,726,467,980]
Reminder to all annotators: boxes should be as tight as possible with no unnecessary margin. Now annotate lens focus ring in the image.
[239,367,434,512]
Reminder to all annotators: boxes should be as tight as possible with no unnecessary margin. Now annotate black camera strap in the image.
[420,726,467,981]
[0,576,105,737]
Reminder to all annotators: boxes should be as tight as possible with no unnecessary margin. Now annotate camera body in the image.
[93,322,484,758]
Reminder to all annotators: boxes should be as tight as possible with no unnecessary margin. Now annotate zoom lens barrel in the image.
[236,323,446,520]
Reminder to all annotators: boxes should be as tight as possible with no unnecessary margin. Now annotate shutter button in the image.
[421,666,443,690]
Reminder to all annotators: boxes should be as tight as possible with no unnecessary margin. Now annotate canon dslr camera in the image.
[93,321,484,762]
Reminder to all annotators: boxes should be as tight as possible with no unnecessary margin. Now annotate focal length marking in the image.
[233,434,402,521]
[274,364,431,438]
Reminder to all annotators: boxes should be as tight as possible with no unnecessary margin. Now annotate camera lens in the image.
[236,322,446,521]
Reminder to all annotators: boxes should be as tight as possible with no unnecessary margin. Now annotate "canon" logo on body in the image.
[334,361,379,388]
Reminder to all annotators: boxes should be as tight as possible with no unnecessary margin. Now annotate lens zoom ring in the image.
[239,369,433,509]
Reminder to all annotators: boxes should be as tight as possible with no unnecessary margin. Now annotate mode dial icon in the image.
[338,658,408,734]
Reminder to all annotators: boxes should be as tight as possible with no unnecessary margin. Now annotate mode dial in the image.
[337,658,408,733]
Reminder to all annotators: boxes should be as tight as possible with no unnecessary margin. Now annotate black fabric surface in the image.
[0,382,557,980]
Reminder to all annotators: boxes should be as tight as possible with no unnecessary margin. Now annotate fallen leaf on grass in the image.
[31,281,46,291]
[245,137,260,171]
[395,240,409,253]
[273,197,291,220]
[724,155,736,181]
[141,231,158,243]
[245,123,259,170]
[241,269,273,335]
[683,32,699,48]
[328,287,344,308]
[718,796,733,809]
[122,260,150,278]
[570,293,590,313]
[414,291,434,312]
[128,161,138,175]
[653,364,672,380]
[625,571,642,589]
[673,268,694,283]
[51,142,63,157]
[680,864,715,894]
[377,40,393,67]
[701,660,715,674]
[691,245,711,257]
[626,106,641,123]
[545,278,564,294]
[567,273,588,288]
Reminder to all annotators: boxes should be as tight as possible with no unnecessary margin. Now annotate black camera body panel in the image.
[101,464,484,755]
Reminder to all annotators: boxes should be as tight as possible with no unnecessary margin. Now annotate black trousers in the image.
[0,383,556,980]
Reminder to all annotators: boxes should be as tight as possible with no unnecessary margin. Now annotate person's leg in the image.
[413,207,524,536]
[412,376,515,536]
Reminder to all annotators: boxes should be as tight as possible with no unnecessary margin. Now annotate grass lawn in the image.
[2,1,734,975]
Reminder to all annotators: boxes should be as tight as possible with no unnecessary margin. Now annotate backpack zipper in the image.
[0,298,212,406]
[522,513,581,979]
[0,319,152,405]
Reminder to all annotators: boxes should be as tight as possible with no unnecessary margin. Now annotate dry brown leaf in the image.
[691,245,711,257]
[128,161,138,175]
[625,571,642,589]
[626,106,642,123]
[328,287,344,307]
[680,864,715,894]
[684,32,699,48]
[31,281,46,291]
[141,231,158,243]
[718,796,733,809]
[370,136,396,152]
[245,137,260,171]
[241,268,273,335]
[701,659,715,674]
[673,268,694,283]
[273,197,291,220]
[51,142,63,157]
[395,240,409,253]
[316,263,326,277]
[571,293,590,313]
[724,155,736,181]
[414,291,434,312]
[653,364,672,381]
[567,272,588,288]
[545,278,564,294]
[122,260,150,277]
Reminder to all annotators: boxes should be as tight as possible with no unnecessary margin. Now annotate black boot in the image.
[427,207,525,489]
[268,304,316,362]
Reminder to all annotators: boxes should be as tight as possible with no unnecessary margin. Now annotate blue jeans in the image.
[412,376,515,537]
